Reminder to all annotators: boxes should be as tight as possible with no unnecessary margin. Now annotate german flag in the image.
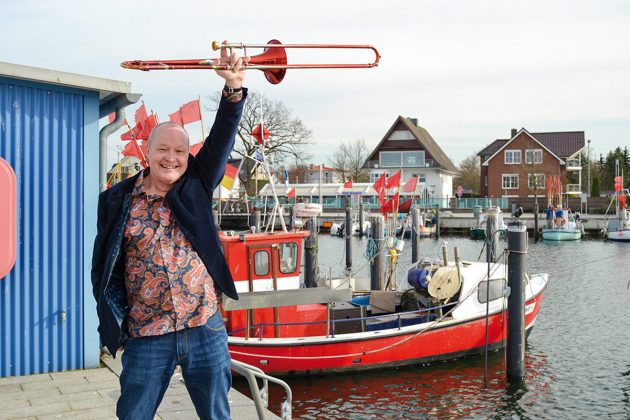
[220,163,239,191]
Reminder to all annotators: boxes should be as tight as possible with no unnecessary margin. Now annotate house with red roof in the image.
[478,128,585,199]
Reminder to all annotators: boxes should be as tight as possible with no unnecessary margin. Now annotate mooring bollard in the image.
[304,216,318,288]
[533,202,539,242]
[345,196,352,272]
[486,206,500,263]
[412,208,421,264]
[507,220,527,380]
[369,215,385,290]
[359,199,365,238]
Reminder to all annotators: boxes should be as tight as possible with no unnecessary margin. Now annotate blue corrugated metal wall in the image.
[0,78,88,377]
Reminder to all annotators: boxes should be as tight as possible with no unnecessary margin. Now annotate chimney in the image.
[409,117,418,127]
[511,128,517,138]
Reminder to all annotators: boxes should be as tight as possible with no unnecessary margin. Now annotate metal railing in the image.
[566,183,581,193]
[454,197,509,209]
[566,158,581,168]
[231,359,293,420]
[363,158,436,169]
[217,197,509,211]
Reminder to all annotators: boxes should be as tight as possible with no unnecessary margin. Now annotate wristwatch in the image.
[223,85,242,95]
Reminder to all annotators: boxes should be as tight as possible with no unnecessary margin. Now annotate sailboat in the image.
[603,160,630,242]
[541,175,583,241]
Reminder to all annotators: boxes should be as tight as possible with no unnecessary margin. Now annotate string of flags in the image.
[105,98,238,191]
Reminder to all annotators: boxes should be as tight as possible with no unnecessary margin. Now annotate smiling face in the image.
[146,123,190,190]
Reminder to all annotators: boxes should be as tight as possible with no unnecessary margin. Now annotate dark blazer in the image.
[91,91,247,356]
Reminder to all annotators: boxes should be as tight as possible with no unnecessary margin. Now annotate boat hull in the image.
[541,229,581,241]
[606,229,630,242]
[228,291,545,375]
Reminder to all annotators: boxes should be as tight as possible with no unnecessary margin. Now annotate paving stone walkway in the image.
[0,357,281,419]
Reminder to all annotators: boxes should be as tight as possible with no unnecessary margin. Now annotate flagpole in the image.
[117,146,122,183]
[198,95,206,140]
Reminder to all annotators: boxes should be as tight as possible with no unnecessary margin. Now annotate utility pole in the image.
[587,139,591,196]
[587,139,591,214]
[318,163,323,206]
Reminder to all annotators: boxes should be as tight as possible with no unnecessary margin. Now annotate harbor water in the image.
[236,233,630,419]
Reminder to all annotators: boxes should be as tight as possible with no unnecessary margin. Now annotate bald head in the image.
[147,122,190,151]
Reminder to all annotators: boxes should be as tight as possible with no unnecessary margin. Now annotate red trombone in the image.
[121,39,380,84]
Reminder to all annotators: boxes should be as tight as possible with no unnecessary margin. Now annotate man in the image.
[91,45,248,420]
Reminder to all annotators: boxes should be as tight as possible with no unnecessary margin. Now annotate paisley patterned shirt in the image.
[123,173,218,337]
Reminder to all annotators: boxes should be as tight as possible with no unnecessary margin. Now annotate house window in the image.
[528,173,546,189]
[525,149,543,164]
[370,172,382,183]
[502,174,519,189]
[388,130,415,141]
[380,151,426,168]
[504,150,522,164]
[379,151,402,167]
[402,151,425,167]
[484,176,488,187]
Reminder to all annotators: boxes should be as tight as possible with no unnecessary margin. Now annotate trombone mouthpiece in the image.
[212,41,221,51]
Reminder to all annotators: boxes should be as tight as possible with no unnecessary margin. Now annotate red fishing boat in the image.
[219,227,548,376]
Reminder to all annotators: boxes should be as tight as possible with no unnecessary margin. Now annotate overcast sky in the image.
[2,0,629,169]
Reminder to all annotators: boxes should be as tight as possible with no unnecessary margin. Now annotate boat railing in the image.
[231,358,293,420]
[228,301,458,339]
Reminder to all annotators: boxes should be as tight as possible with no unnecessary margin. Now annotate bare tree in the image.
[329,139,370,182]
[206,91,313,194]
[455,153,480,196]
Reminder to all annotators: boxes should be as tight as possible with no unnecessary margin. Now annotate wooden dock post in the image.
[412,208,421,263]
[507,221,527,380]
[248,208,261,233]
[359,199,365,238]
[345,196,352,272]
[533,201,539,242]
[369,215,385,290]
[434,204,441,240]
[304,216,318,288]
[486,206,500,263]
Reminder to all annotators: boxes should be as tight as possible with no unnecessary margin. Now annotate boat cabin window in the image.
[254,250,270,276]
[478,278,506,303]
[279,242,298,274]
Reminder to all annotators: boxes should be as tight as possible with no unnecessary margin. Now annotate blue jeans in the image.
[116,311,231,420]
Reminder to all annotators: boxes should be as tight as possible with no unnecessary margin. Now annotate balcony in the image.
[566,183,582,195]
[566,158,582,171]
[364,158,436,169]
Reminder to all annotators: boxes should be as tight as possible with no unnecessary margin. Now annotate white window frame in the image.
[504,150,522,164]
[401,151,425,167]
[525,149,543,164]
[379,151,402,168]
[502,174,519,189]
[528,173,546,189]
[388,130,415,141]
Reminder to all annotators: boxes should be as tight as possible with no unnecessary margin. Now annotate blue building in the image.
[0,62,140,377]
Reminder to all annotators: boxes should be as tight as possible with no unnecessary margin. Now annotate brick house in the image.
[362,116,457,199]
[478,128,585,198]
